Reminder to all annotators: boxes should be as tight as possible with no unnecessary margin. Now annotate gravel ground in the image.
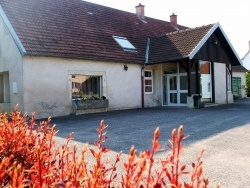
[52,98,250,187]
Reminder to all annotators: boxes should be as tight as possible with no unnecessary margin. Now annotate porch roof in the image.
[232,65,248,72]
[148,23,242,66]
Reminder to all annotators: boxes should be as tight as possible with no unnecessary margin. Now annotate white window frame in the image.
[144,70,153,94]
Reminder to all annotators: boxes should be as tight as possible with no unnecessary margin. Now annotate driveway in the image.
[51,98,250,187]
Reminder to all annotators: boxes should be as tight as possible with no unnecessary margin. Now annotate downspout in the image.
[142,37,150,108]
[226,63,232,104]
[226,65,228,104]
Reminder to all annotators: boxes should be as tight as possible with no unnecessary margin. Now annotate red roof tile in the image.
[148,24,214,63]
[232,65,248,72]
[0,0,188,64]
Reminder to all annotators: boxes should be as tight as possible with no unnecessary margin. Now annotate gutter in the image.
[141,37,150,108]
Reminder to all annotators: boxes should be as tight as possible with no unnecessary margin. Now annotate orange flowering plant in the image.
[0,106,219,187]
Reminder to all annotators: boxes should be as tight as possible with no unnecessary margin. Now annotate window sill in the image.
[71,100,109,115]
[74,99,109,110]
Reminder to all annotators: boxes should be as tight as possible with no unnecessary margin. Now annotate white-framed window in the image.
[71,75,102,99]
[227,67,231,92]
[145,70,153,94]
[113,36,137,52]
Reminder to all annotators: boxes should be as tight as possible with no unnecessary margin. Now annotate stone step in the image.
[203,103,219,108]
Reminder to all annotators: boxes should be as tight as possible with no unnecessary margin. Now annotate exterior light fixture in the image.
[124,65,128,71]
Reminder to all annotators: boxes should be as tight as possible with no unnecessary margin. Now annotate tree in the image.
[246,71,250,97]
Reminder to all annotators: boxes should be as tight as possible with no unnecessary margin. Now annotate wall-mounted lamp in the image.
[213,40,218,45]
[124,65,128,71]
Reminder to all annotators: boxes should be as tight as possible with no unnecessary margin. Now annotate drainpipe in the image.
[226,63,232,104]
[226,65,228,104]
[226,64,228,104]
[142,37,150,108]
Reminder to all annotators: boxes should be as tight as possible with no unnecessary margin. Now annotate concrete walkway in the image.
[51,98,250,187]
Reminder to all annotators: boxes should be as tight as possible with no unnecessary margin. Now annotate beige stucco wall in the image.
[214,63,233,104]
[233,72,247,98]
[22,56,142,118]
[0,15,24,113]
[144,64,162,107]
[242,52,250,71]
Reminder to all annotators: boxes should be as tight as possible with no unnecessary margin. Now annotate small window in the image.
[113,36,137,52]
[145,70,153,94]
[71,75,102,100]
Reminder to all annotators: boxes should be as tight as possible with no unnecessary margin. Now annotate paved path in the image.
[51,98,250,187]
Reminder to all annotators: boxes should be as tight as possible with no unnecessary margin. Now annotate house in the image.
[0,0,242,118]
[232,65,248,99]
[242,41,250,71]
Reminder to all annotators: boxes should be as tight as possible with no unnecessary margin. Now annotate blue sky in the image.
[85,0,250,59]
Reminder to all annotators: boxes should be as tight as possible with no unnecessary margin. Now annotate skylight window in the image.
[113,36,137,52]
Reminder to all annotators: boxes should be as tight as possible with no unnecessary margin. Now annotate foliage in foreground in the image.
[246,71,250,97]
[0,107,219,187]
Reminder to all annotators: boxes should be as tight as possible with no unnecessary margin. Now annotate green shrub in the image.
[246,72,250,97]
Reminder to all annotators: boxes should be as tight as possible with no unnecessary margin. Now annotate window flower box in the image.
[71,99,109,115]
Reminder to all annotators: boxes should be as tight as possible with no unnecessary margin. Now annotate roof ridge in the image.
[85,0,188,28]
[149,23,214,39]
[166,23,215,36]
[84,1,168,24]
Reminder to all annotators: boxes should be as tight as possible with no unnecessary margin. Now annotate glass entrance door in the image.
[168,75,178,104]
[163,74,187,106]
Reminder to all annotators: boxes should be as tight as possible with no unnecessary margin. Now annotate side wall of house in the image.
[232,72,247,98]
[0,15,24,113]
[144,64,162,107]
[22,56,142,118]
[214,62,233,104]
[242,52,250,71]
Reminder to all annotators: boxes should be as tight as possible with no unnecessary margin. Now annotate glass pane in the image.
[72,75,101,99]
[180,75,187,90]
[145,86,152,92]
[170,93,177,103]
[163,63,177,74]
[114,37,136,49]
[200,74,211,99]
[200,61,210,74]
[169,77,177,90]
[145,71,152,77]
[179,64,186,73]
[180,93,187,103]
[145,79,152,85]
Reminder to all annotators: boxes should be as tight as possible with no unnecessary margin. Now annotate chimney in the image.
[170,13,177,28]
[135,3,145,20]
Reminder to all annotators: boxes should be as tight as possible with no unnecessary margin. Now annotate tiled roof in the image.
[232,65,248,72]
[148,24,214,64]
[0,0,188,64]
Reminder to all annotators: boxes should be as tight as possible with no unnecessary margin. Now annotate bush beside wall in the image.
[0,106,219,187]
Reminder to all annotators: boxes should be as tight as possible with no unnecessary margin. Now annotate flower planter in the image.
[71,100,109,115]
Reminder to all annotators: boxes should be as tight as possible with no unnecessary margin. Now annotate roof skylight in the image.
[113,36,137,52]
